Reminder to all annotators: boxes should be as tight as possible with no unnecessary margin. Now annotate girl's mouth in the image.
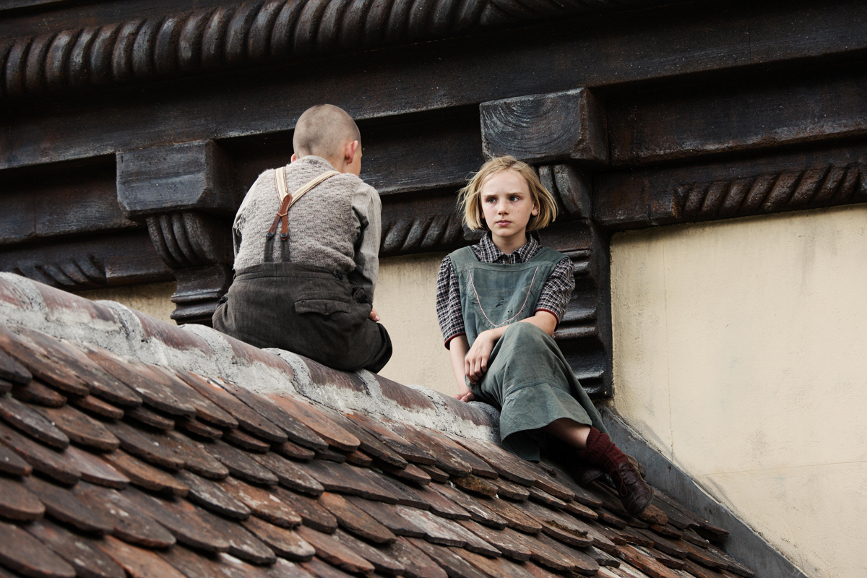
[496,221,511,226]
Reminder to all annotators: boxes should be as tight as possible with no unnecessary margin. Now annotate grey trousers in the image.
[213,262,392,373]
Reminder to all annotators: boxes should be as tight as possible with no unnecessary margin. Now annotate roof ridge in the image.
[0,272,499,442]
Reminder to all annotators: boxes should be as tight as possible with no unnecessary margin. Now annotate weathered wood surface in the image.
[3,0,867,171]
[117,141,237,217]
[0,0,679,101]
[0,156,132,244]
[607,68,867,166]
[481,89,607,165]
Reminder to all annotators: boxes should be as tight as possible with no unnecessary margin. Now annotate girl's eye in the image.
[509,196,520,202]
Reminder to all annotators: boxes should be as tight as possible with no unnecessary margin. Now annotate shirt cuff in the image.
[443,332,466,350]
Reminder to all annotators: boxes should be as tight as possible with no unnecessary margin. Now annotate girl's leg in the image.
[544,418,591,448]
[544,418,653,517]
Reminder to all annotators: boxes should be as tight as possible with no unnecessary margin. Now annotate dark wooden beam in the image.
[607,67,867,166]
[3,0,866,171]
[223,106,484,197]
[539,220,612,398]
[0,156,134,245]
[380,189,466,258]
[115,141,238,324]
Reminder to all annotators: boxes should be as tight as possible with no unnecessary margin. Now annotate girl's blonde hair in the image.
[458,156,558,232]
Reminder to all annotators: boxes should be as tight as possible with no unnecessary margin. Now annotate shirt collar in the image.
[478,232,539,263]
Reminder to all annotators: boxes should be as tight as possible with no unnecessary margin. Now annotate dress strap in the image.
[447,246,479,271]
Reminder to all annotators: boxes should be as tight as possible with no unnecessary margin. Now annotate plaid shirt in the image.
[436,233,574,347]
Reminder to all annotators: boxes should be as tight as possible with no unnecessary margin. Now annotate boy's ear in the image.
[346,140,360,162]
[291,153,298,162]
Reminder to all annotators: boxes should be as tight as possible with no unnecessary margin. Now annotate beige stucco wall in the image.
[610,204,867,578]
[374,253,457,395]
[78,282,177,323]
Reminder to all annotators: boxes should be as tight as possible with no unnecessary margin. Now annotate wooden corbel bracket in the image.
[117,141,238,325]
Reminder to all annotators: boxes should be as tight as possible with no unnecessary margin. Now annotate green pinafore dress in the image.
[449,245,608,461]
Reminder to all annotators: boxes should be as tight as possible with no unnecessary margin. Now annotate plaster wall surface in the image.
[79,281,177,323]
[375,253,457,395]
[610,204,867,578]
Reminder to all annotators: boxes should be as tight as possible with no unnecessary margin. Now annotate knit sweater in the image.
[231,156,381,296]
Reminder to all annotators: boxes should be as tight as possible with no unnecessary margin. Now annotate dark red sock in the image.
[579,428,628,474]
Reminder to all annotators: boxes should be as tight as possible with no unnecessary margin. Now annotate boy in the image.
[213,105,391,373]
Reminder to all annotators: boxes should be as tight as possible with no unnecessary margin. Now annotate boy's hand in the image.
[368,307,380,322]
[465,330,495,385]
[454,388,476,403]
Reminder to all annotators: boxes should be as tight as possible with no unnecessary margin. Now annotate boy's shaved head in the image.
[293,104,361,159]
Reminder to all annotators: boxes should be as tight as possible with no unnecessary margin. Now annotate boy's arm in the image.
[349,184,380,299]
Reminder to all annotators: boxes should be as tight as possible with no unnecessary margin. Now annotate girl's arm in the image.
[464,311,557,384]
[449,335,475,401]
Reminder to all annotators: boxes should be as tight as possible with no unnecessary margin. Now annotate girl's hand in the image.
[465,330,496,384]
[453,386,476,403]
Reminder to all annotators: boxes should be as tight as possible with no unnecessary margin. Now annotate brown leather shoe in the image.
[628,455,646,478]
[571,455,645,486]
[611,460,653,517]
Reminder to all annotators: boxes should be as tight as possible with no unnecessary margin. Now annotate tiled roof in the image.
[0,274,756,578]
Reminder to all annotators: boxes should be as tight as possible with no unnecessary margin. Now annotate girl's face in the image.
[480,169,539,249]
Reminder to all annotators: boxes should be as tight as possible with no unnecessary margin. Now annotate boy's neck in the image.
[490,231,528,256]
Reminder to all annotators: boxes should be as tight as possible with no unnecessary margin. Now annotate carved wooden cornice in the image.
[595,150,867,229]
[677,163,865,221]
[0,0,671,100]
[0,232,171,292]
[13,253,106,289]
[381,211,464,257]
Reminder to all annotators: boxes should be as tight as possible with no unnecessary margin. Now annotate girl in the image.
[436,156,652,516]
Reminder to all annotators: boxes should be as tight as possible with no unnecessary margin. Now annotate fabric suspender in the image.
[267,167,339,241]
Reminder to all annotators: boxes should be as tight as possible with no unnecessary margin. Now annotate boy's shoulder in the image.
[287,160,378,196]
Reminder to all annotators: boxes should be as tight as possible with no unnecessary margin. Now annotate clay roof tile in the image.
[0,284,758,578]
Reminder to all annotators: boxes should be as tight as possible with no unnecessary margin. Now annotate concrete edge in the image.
[601,406,811,578]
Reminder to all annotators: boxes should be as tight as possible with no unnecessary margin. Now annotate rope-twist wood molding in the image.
[677,163,866,221]
[14,255,107,290]
[0,0,663,100]
[145,212,227,269]
[380,210,465,256]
